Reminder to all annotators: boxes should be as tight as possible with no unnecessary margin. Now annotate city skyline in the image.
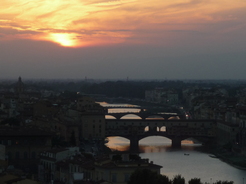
[1,0,246,80]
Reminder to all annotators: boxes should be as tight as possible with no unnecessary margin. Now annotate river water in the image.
[102,103,246,183]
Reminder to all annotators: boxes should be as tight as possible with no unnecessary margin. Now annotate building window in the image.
[24,151,28,159]
[3,140,7,145]
[16,151,20,159]
[112,173,117,183]
[7,140,11,145]
[8,152,12,160]
[124,173,130,182]
[32,151,36,159]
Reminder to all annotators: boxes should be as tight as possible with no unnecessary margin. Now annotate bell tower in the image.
[15,76,24,93]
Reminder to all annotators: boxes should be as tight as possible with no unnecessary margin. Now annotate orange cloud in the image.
[0,0,246,47]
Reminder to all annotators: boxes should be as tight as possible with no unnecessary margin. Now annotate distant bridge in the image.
[104,105,185,120]
[105,112,183,120]
[105,119,216,151]
[103,105,142,109]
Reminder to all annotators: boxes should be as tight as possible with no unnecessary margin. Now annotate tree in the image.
[128,169,170,184]
[172,175,185,184]
[188,178,202,184]
[129,154,141,161]
[112,154,122,161]
[213,181,234,184]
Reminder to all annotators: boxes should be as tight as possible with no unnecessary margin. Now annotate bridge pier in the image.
[129,137,140,152]
[171,137,182,148]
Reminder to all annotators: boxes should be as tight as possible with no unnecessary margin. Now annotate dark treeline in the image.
[63,80,244,99]
[128,169,234,184]
[2,78,246,99]
[79,80,185,99]
[31,80,185,99]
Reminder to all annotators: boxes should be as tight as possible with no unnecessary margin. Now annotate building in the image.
[0,144,7,173]
[216,121,239,146]
[53,152,161,184]
[39,147,80,182]
[77,96,106,140]
[0,126,53,172]
[30,117,81,146]
[55,153,94,183]
[0,174,40,184]
[33,100,60,118]
[93,153,162,184]
[145,88,179,105]
[14,77,25,94]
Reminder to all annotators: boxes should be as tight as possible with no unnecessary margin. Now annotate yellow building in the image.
[77,96,106,140]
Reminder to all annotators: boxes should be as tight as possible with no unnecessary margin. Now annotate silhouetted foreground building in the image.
[0,126,53,172]
[39,150,161,184]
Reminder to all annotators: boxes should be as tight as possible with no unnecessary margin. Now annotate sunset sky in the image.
[1,0,246,80]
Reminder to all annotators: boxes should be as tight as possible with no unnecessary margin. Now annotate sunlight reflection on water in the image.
[105,136,246,184]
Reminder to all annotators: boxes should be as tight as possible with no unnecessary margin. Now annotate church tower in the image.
[15,76,24,93]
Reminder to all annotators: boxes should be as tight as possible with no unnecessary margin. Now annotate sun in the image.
[49,33,78,47]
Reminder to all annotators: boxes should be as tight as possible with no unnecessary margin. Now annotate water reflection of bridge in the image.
[105,119,216,151]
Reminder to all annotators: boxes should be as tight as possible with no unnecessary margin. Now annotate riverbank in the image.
[199,145,246,170]
[214,152,246,170]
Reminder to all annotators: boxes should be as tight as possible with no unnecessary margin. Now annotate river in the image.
[101,103,246,183]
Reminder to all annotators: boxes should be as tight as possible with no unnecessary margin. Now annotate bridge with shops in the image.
[105,119,217,151]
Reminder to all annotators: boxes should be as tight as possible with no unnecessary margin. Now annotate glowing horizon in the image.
[1,0,246,47]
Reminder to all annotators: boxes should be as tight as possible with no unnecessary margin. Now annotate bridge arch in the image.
[105,136,130,151]
[120,114,142,119]
[144,126,159,132]
[160,126,166,132]
[180,137,202,144]
[144,126,149,132]
[105,115,116,119]
[168,116,180,120]
[105,136,130,142]
[139,136,172,145]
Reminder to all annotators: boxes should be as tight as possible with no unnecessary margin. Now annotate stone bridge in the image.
[105,119,217,151]
[105,112,183,120]
[103,105,184,120]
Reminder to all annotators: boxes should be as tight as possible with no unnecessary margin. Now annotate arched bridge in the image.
[103,105,184,120]
[103,105,142,109]
[105,112,182,120]
[105,119,216,151]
